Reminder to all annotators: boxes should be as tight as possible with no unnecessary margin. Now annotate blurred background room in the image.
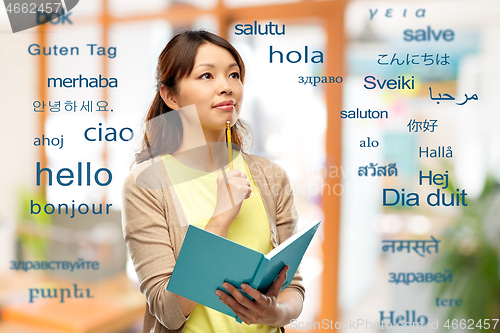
[0,0,499,332]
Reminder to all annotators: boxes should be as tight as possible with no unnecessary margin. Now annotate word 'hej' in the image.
[28,44,116,58]
[359,163,396,176]
[30,284,93,303]
[383,171,468,207]
[382,236,440,257]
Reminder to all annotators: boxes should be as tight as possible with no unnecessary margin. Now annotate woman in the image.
[122,30,304,333]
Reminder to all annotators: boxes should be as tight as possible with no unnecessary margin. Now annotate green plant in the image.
[17,188,52,260]
[433,176,500,328]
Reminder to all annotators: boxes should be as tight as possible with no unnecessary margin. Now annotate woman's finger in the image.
[219,283,260,313]
[240,284,270,306]
[266,265,289,297]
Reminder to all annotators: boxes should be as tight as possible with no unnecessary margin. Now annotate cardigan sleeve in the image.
[122,168,189,331]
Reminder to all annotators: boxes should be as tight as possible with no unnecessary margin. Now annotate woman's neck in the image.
[171,105,231,172]
[173,128,229,172]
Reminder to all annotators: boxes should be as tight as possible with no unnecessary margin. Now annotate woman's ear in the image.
[160,85,178,110]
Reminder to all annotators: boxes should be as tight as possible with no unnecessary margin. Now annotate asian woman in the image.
[122,30,304,333]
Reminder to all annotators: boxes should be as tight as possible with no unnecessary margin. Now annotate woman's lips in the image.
[213,100,235,111]
[214,105,235,111]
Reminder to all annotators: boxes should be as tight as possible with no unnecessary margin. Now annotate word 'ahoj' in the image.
[34,134,63,149]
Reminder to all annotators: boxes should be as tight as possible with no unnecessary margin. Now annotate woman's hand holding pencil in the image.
[208,169,252,234]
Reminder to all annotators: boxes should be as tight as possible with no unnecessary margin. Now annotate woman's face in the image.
[165,42,243,132]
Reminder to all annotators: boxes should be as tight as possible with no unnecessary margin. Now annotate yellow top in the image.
[162,152,279,333]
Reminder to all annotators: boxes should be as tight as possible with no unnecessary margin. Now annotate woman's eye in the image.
[229,72,240,79]
[199,73,213,79]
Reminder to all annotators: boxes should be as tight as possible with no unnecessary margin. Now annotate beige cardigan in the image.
[122,153,305,333]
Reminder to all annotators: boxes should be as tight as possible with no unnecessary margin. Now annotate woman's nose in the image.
[218,78,233,95]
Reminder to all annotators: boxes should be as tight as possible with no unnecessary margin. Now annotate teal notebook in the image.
[167,220,321,323]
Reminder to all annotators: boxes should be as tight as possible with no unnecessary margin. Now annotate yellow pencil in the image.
[226,121,233,170]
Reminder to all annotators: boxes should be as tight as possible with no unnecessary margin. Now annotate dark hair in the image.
[135,30,251,164]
